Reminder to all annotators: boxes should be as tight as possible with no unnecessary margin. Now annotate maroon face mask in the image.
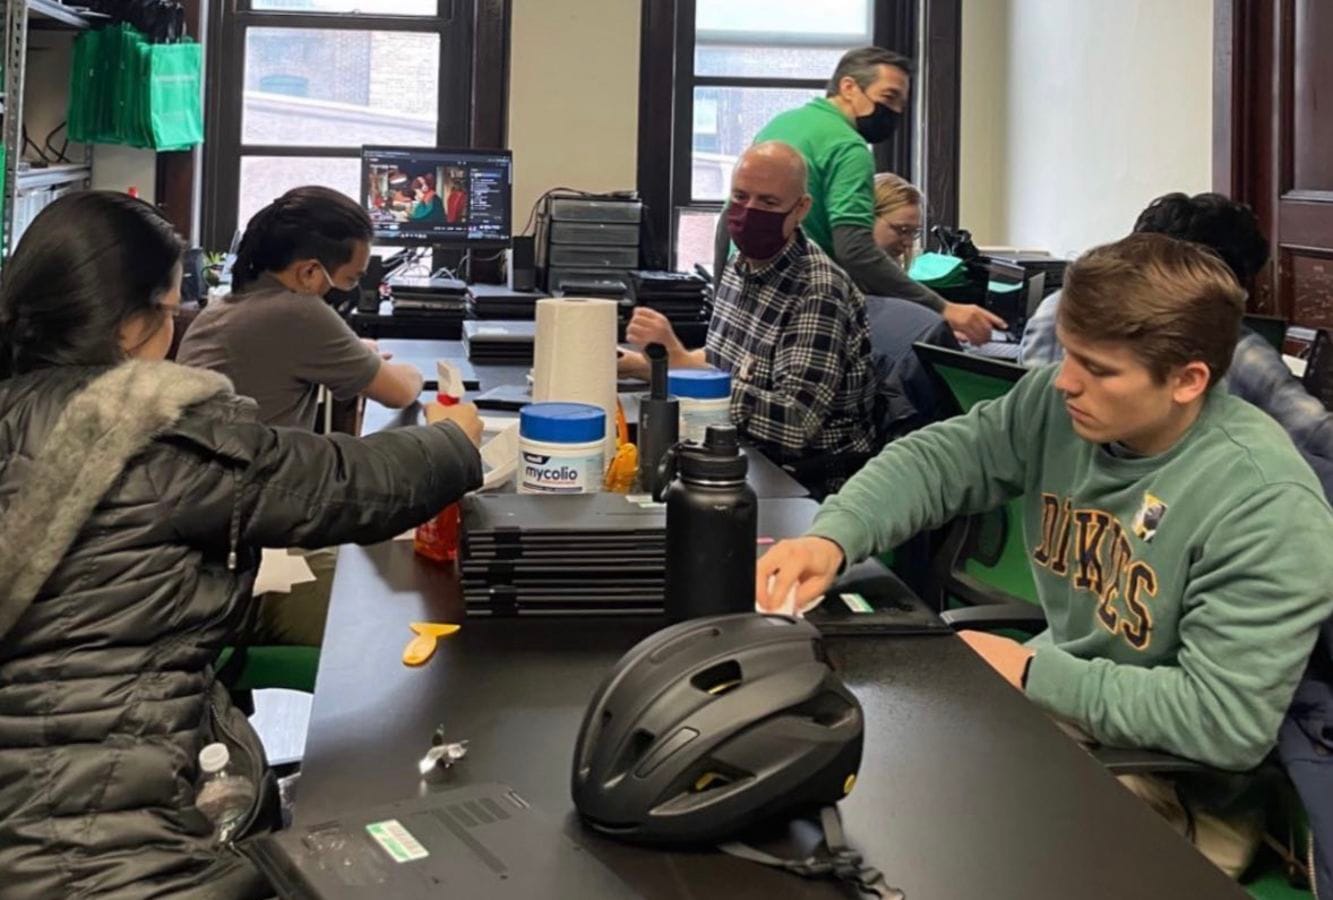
[726,202,797,261]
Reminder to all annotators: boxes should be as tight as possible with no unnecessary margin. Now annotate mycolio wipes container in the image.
[518,402,607,494]
[668,369,732,444]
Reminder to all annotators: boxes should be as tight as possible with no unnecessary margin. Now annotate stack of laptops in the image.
[466,284,546,320]
[627,270,711,329]
[460,493,819,616]
[388,273,469,324]
[462,493,666,616]
[462,320,536,364]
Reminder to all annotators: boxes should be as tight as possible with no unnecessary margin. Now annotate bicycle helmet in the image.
[571,613,864,844]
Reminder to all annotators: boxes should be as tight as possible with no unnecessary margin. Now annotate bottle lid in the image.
[520,402,605,444]
[199,742,230,774]
[679,424,748,482]
[668,368,731,400]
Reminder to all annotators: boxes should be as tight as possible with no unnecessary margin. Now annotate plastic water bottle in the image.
[196,743,256,844]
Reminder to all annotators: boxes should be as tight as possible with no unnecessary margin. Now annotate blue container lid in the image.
[668,368,731,400]
[520,402,605,444]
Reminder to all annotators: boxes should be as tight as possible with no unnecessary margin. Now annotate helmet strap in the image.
[718,806,905,899]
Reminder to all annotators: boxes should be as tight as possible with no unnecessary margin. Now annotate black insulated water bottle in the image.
[654,425,758,622]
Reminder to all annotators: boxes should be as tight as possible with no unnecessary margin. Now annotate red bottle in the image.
[414,393,463,564]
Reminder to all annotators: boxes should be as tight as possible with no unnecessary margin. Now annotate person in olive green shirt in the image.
[713,46,1003,345]
[757,233,1333,877]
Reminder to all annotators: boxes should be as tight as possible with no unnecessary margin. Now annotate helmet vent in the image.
[691,770,735,793]
[609,728,656,781]
[690,660,743,697]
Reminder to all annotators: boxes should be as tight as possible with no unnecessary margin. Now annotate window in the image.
[664,0,882,271]
[204,0,473,249]
[638,1,927,271]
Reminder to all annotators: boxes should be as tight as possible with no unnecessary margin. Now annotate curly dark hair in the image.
[1131,192,1269,286]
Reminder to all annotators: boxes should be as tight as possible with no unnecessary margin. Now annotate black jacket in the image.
[0,361,481,899]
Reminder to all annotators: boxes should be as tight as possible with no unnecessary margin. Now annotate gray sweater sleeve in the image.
[831,224,946,312]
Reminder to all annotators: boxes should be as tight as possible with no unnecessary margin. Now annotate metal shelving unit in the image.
[15,162,89,189]
[2,0,101,260]
[28,0,95,29]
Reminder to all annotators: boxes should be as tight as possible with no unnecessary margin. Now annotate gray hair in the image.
[826,46,914,96]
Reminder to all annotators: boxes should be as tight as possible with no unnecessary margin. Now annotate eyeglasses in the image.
[888,223,923,239]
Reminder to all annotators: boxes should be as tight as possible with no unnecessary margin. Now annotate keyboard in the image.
[973,341,1023,361]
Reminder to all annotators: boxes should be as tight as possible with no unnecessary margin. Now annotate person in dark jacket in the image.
[0,191,483,899]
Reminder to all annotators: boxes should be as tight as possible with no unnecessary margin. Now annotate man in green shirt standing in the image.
[757,233,1333,877]
[716,46,1003,345]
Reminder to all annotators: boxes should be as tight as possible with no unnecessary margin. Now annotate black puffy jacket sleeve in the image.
[152,397,483,551]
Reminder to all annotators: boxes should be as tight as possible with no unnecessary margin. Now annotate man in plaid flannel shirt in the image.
[620,142,878,491]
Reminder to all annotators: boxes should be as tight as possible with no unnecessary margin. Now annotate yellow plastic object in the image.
[604,398,638,493]
[402,622,461,667]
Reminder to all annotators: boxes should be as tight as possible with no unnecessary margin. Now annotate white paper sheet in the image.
[760,575,825,617]
[480,421,521,491]
[254,548,317,594]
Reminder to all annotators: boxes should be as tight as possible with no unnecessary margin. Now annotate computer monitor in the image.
[361,146,513,248]
[983,258,1045,338]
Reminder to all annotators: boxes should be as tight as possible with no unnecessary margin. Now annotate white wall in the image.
[507,0,640,227]
[90,146,158,200]
[958,0,1008,245]
[959,0,1213,257]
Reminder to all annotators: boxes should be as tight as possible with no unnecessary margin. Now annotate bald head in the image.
[734,141,809,201]
[726,141,814,262]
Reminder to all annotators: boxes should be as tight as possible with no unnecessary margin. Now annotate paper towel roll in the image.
[532,297,620,458]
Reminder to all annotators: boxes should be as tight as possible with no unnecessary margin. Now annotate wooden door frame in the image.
[1214,0,1333,323]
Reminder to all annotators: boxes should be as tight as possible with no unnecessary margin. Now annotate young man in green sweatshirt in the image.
[757,232,1333,877]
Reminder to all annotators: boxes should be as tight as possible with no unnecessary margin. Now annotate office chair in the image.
[913,344,1039,616]
[1243,314,1289,356]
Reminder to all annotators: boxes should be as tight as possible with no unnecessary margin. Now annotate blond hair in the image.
[1059,233,1245,386]
[873,173,924,266]
[872,172,923,220]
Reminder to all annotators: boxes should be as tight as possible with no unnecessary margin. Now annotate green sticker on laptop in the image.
[838,592,874,614]
[366,819,429,863]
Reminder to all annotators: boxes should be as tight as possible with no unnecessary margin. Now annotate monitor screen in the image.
[361,146,513,248]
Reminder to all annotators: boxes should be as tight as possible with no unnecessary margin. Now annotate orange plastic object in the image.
[604,398,638,493]
[402,622,461,667]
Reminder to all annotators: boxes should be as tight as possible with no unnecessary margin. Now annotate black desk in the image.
[297,542,1244,899]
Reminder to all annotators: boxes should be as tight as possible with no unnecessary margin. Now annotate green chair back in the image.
[914,344,1039,609]
[216,645,319,694]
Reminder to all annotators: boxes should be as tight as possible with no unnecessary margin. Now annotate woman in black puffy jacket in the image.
[0,192,482,898]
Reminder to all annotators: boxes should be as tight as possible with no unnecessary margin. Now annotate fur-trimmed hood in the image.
[0,360,232,638]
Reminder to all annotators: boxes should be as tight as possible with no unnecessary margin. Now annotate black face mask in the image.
[855,101,901,144]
